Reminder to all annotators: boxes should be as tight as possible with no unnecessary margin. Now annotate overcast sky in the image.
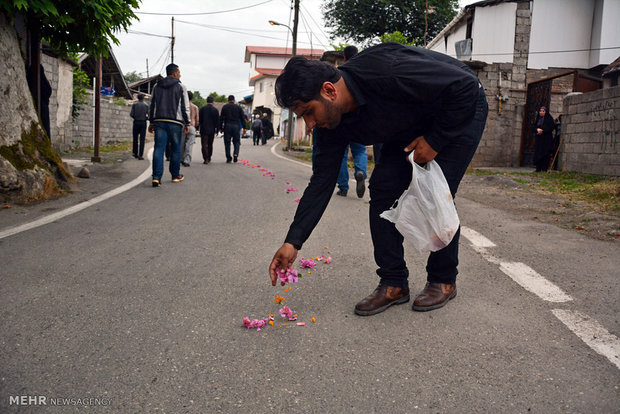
[112,0,477,100]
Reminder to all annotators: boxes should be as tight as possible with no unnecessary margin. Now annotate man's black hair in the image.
[343,45,358,61]
[275,56,341,108]
[188,90,193,100]
[166,63,179,76]
[137,94,145,101]
[228,95,235,101]
[207,96,214,103]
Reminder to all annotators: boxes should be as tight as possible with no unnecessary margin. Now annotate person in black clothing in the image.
[532,106,555,172]
[268,43,488,316]
[219,95,245,163]
[260,113,274,145]
[199,96,220,164]
[27,64,52,139]
[130,94,149,159]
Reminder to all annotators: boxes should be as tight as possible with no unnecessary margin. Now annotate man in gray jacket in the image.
[148,63,190,186]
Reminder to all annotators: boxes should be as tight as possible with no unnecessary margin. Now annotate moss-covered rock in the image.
[0,122,74,203]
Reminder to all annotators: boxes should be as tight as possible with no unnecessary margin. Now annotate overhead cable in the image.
[135,0,273,16]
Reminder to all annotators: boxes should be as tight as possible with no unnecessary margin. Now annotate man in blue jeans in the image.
[148,63,190,187]
[336,142,367,198]
[269,43,488,316]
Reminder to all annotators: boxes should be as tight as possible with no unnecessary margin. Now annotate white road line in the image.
[461,226,496,248]
[270,142,312,169]
[499,261,572,302]
[552,309,620,370]
[0,148,153,241]
[270,142,367,190]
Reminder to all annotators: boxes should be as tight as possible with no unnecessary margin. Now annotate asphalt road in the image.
[1,138,618,413]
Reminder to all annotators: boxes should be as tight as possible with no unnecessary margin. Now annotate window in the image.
[259,81,263,93]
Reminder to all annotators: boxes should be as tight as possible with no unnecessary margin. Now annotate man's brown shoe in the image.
[412,282,457,312]
[354,285,410,316]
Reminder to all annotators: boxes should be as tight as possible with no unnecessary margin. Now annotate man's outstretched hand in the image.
[269,243,298,286]
[404,135,438,164]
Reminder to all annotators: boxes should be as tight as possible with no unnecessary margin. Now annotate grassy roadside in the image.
[282,146,618,216]
[467,169,619,215]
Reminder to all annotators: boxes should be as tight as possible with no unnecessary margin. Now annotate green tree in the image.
[322,0,458,46]
[191,90,206,108]
[1,0,139,56]
[208,92,228,103]
[380,30,415,45]
[124,70,142,83]
[72,66,89,120]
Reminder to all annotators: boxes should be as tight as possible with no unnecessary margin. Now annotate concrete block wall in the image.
[72,92,133,147]
[561,86,620,176]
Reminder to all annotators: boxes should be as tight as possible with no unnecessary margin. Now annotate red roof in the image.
[249,68,283,86]
[245,45,324,62]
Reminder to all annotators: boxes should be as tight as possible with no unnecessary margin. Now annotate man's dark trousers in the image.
[132,120,147,158]
[201,132,215,162]
[368,87,488,288]
[223,124,240,162]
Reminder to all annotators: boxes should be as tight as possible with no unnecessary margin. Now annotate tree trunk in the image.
[0,14,74,203]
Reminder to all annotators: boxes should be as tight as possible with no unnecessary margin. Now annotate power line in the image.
[299,9,327,49]
[135,0,273,16]
[175,19,321,47]
[128,30,171,39]
[152,43,171,74]
[299,3,331,46]
[158,46,171,76]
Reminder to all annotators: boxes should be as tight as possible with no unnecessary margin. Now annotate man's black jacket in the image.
[199,104,220,135]
[285,42,482,249]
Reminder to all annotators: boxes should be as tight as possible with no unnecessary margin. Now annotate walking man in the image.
[148,63,190,186]
[260,113,274,145]
[130,93,149,160]
[251,114,262,145]
[219,95,245,163]
[335,142,367,198]
[268,43,488,316]
[199,96,219,164]
[180,90,199,167]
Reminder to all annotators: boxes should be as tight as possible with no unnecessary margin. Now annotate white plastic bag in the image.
[380,151,459,252]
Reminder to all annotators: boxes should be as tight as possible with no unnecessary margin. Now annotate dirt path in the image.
[458,173,619,243]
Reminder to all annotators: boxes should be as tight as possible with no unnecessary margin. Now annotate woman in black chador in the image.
[532,106,555,172]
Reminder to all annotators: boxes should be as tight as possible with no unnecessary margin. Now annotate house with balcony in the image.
[426,0,619,173]
[244,46,323,142]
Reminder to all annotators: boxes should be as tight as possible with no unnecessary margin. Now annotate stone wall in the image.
[560,86,620,176]
[470,62,515,167]
[72,92,134,147]
[41,53,74,150]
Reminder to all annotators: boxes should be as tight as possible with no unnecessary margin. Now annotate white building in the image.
[425,0,620,169]
[244,46,323,140]
[428,0,619,70]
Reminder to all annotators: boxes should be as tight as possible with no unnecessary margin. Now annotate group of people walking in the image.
[250,113,274,146]
[129,63,275,185]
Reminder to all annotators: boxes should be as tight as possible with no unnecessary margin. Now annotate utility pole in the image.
[424,0,428,47]
[146,58,149,78]
[286,0,300,150]
[171,16,175,63]
[92,56,102,163]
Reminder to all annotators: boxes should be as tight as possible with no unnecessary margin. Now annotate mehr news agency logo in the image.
[9,395,112,407]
